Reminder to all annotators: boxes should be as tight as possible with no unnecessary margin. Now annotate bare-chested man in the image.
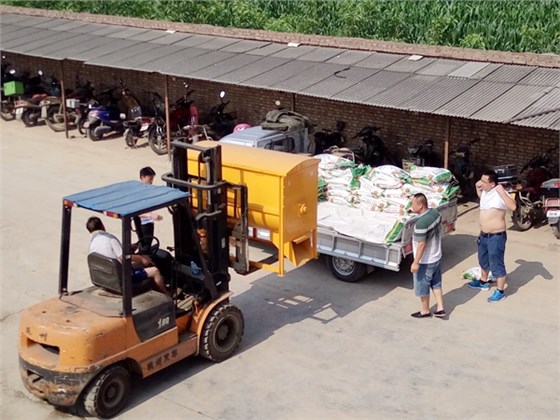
[467,170,516,302]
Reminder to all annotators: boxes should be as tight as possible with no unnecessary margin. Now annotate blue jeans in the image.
[413,260,442,297]
[478,233,507,278]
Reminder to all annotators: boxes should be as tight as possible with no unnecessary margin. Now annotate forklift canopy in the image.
[63,181,190,218]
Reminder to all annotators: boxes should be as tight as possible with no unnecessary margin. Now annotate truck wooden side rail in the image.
[317,199,458,282]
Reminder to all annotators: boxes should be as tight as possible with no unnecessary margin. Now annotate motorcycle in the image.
[45,78,95,133]
[14,71,62,128]
[511,145,559,233]
[84,80,140,141]
[124,90,166,148]
[399,138,436,170]
[351,125,394,167]
[148,84,199,155]
[450,138,479,199]
[313,120,346,155]
[203,90,236,140]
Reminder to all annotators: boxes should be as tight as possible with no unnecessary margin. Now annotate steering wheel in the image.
[134,236,160,255]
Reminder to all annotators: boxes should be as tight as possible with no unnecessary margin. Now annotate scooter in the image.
[313,120,346,155]
[204,90,236,140]
[84,80,140,141]
[511,145,559,232]
[542,178,560,239]
[45,78,95,133]
[450,138,479,199]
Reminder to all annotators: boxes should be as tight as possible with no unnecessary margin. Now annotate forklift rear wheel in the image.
[200,303,244,362]
[327,256,367,282]
[83,365,130,419]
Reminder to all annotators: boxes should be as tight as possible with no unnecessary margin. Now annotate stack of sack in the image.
[315,155,458,244]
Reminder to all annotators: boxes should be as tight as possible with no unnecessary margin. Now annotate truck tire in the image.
[200,303,244,362]
[327,255,367,282]
[83,365,130,419]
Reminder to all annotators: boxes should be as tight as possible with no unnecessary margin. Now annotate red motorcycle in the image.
[512,145,559,232]
[148,83,198,155]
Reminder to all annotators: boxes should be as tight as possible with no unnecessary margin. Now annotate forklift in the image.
[18,142,255,418]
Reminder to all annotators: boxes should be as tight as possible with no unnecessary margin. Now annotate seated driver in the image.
[86,216,168,295]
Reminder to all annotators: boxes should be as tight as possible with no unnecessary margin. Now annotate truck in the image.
[18,141,319,418]
[219,108,312,154]
[317,199,458,282]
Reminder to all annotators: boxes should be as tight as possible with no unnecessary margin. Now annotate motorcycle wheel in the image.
[124,129,137,148]
[552,223,560,240]
[21,110,39,127]
[77,117,87,136]
[148,126,168,155]
[87,120,103,141]
[45,105,66,132]
[0,102,15,121]
[512,202,533,231]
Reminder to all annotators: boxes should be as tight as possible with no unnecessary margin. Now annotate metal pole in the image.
[444,117,450,169]
[165,75,171,161]
[60,60,68,139]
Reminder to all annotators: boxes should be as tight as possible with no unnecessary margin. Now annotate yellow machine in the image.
[18,142,318,418]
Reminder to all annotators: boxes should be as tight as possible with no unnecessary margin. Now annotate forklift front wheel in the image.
[200,303,244,362]
[83,365,130,419]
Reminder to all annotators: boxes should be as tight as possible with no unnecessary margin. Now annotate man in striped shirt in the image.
[410,193,445,318]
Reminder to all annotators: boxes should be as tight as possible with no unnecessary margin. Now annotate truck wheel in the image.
[200,303,244,362]
[552,223,560,239]
[327,256,367,282]
[83,365,130,419]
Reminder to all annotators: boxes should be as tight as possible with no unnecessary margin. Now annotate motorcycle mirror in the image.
[38,70,44,76]
[219,90,226,99]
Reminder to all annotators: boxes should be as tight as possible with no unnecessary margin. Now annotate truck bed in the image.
[317,199,457,272]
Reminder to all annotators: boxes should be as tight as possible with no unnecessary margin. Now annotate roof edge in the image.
[2,5,559,69]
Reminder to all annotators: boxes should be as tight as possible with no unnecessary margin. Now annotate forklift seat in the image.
[88,252,152,295]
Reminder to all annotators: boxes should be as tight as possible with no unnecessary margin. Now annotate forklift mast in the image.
[163,141,233,299]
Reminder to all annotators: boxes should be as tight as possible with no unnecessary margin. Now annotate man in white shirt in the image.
[87,216,167,294]
[138,167,163,253]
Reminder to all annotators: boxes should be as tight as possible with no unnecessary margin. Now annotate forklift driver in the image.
[86,216,168,295]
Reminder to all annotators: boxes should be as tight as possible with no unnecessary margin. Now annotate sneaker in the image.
[488,290,506,303]
[468,280,490,290]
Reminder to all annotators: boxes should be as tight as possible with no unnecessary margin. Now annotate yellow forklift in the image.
[18,141,318,418]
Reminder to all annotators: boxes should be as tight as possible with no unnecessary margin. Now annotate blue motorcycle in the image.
[84,80,140,141]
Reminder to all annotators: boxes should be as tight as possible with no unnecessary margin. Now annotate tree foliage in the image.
[2,0,559,54]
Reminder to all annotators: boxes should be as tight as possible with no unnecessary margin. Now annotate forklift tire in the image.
[327,255,367,282]
[83,365,130,419]
[200,303,244,362]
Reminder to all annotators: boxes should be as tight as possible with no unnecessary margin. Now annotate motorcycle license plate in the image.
[15,107,23,115]
[546,210,560,218]
[140,123,149,132]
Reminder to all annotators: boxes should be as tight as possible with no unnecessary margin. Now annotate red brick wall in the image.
[4,53,558,178]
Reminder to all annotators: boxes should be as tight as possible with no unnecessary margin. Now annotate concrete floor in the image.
[1,121,559,419]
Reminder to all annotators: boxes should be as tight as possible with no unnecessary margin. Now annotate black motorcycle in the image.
[203,90,236,139]
[400,138,436,169]
[313,120,346,155]
[352,125,394,167]
[450,138,479,198]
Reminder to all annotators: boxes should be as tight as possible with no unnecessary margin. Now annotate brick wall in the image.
[4,53,558,177]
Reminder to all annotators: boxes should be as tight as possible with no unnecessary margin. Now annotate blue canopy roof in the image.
[64,180,190,217]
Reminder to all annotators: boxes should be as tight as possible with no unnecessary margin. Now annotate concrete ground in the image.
[1,121,559,420]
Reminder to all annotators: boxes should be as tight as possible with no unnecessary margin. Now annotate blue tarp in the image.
[64,180,190,217]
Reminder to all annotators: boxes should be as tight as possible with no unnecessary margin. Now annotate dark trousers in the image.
[139,222,154,253]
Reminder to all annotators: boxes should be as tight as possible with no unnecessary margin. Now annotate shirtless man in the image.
[468,170,516,302]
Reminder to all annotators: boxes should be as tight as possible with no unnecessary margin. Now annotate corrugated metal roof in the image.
[2,12,559,131]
